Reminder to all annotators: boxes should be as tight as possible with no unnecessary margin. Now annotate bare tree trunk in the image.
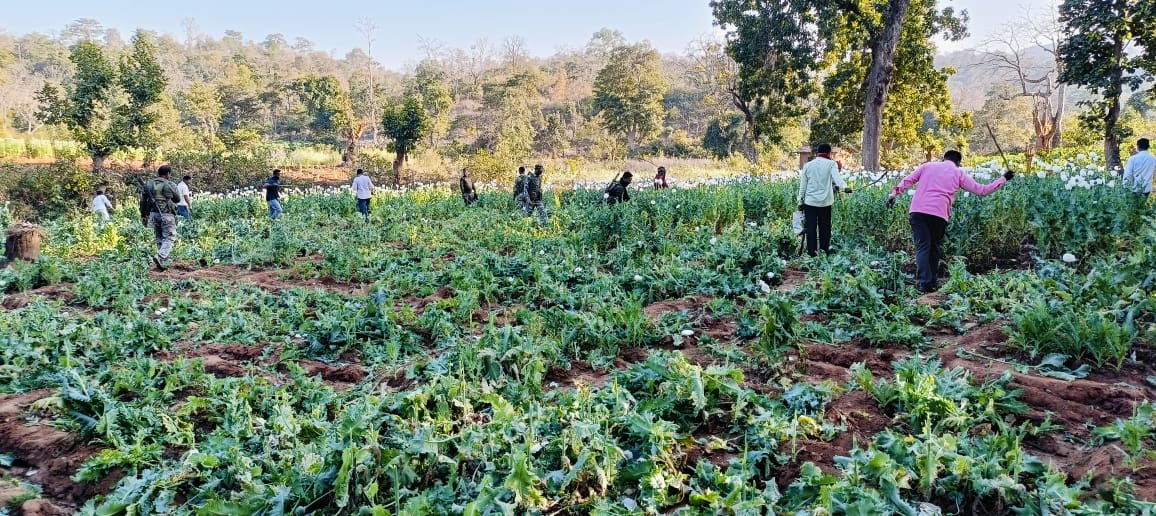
[91,154,107,172]
[342,137,357,166]
[1052,82,1065,149]
[392,148,405,187]
[1106,35,1125,173]
[5,224,44,263]
[861,0,911,172]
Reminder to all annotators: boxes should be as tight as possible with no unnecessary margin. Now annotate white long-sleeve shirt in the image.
[91,194,113,213]
[1123,150,1155,194]
[797,157,847,207]
[351,175,374,199]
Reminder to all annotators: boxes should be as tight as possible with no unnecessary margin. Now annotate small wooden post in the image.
[4,223,45,264]
[797,146,813,169]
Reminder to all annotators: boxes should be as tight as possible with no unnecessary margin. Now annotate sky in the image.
[0,0,1059,68]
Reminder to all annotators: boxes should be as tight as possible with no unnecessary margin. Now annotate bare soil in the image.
[0,283,76,310]
[152,263,369,296]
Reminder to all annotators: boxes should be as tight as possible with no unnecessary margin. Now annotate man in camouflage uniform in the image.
[513,166,530,213]
[526,164,547,225]
[139,165,182,271]
[460,168,478,206]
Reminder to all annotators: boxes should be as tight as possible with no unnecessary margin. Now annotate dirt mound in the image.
[156,343,273,378]
[152,264,368,296]
[643,295,712,320]
[776,268,808,292]
[296,360,367,385]
[1,283,76,310]
[799,341,903,383]
[0,391,118,507]
[398,286,455,315]
[546,361,612,389]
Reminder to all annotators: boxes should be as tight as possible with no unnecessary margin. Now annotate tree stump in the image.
[4,223,45,263]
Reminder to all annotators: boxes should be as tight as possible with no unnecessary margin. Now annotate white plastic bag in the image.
[791,210,805,236]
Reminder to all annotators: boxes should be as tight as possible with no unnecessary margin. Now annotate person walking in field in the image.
[460,168,478,206]
[139,165,182,271]
[886,150,1014,293]
[351,168,374,222]
[92,189,114,221]
[526,164,547,225]
[265,169,283,220]
[653,166,669,189]
[1123,138,1154,200]
[797,143,850,256]
[176,175,193,221]
[606,171,633,205]
[514,166,530,212]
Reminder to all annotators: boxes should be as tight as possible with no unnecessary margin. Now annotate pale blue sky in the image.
[1,0,1057,68]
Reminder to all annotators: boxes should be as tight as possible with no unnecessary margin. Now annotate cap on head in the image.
[816,143,832,154]
[356,168,364,175]
[158,165,172,177]
[943,150,963,165]
[1139,138,1150,151]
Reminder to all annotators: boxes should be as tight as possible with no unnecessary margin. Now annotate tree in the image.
[381,95,429,186]
[709,0,824,150]
[408,62,454,149]
[686,37,758,161]
[815,0,968,170]
[592,42,669,152]
[35,41,119,171]
[1057,0,1156,171]
[116,31,169,167]
[981,7,1067,156]
[295,75,367,165]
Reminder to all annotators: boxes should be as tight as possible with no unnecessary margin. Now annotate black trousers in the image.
[909,212,948,292]
[802,204,832,256]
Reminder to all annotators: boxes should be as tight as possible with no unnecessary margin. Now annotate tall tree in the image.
[35,41,119,171]
[408,62,455,149]
[709,0,822,150]
[592,42,669,152]
[381,95,429,186]
[294,75,367,165]
[116,30,168,167]
[1057,0,1156,171]
[981,9,1066,156]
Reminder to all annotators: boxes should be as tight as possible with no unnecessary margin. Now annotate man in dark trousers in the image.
[139,165,182,271]
[796,143,848,256]
[265,169,283,220]
[459,168,478,206]
[606,171,633,204]
[887,150,1013,293]
[526,164,547,225]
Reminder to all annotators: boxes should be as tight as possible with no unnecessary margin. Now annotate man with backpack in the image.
[606,171,633,205]
[139,165,182,271]
[513,166,530,212]
[526,164,548,225]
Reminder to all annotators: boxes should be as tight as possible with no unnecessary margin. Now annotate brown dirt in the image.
[471,302,523,327]
[0,390,119,508]
[797,341,904,384]
[642,295,712,320]
[397,286,455,316]
[19,498,71,516]
[152,264,368,296]
[295,360,368,386]
[776,268,808,292]
[546,361,613,389]
[1,283,76,310]
[155,343,275,379]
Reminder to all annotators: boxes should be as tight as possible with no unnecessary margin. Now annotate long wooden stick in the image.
[985,123,1012,170]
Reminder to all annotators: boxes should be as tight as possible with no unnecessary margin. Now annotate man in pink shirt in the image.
[886,150,1014,293]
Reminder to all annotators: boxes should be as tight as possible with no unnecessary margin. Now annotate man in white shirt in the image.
[1123,138,1155,197]
[92,190,114,221]
[797,143,850,256]
[175,175,192,221]
[351,169,374,222]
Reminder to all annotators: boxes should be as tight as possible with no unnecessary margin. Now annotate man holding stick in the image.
[886,150,1013,293]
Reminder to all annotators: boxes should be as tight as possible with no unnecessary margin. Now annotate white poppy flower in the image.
[574,267,583,273]
[709,237,718,245]
[766,271,776,279]
[1062,253,1077,263]
[680,330,695,337]
[633,274,643,281]
[759,280,771,293]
